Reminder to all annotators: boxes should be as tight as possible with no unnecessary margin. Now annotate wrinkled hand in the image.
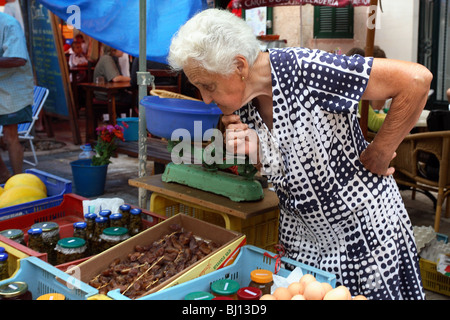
[222,114,259,163]
[360,143,397,176]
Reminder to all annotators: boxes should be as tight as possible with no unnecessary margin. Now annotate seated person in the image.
[69,41,88,82]
[93,45,132,104]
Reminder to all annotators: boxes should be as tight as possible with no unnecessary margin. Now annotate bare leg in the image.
[3,124,23,175]
[0,155,11,183]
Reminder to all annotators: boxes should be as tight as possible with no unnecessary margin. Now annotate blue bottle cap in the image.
[110,213,123,220]
[84,213,97,220]
[119,204,131,211]
[95,216,108,224]
[27,228,42,235]
[99,210,111,218]
[0,253,8,262]
[0,247,5,253]
[73,222,87,229]
[130,208,142,215]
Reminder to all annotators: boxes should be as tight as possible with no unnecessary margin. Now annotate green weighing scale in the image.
[141,95,264,202]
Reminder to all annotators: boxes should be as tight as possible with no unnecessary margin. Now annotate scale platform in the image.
[162,163,264,202]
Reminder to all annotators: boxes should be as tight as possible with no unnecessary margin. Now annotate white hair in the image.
[168,9,261,76]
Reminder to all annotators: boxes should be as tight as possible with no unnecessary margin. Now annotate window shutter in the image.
[314,5,354,39]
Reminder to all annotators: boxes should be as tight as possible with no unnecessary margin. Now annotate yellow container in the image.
[419,258,450,296]
[0,240,29,280]
[150,193,279,252]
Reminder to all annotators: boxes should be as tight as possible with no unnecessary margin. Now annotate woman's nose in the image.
[200,91,213,105]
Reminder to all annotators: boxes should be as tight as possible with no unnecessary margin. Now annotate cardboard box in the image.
[75,213,246,299]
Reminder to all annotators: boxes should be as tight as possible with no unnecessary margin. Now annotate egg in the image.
[298,274,316,294]
[303,280,326,300]
[320,282,333,294]
[273,287,292,300]
[287,282,302,296]
[352,295,368,300]
[291,294,306,300]
[260,294,277,300]
[323,285,352,300]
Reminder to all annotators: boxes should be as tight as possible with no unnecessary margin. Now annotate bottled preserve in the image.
[0,281,32,300]
[55,237,87,265]
[0,229,25,245]
[84,213,97,254]
[210,279,240,300]
[92,216,109,254]
[0,253,9,280]
[31,222,60,265]
[129,208,143,236]
[73,221,87,240]
[27,228,45,253]
[119,204,131,228]
[248,269,273,295]
[109,213,124,228]
[100,227,130,251]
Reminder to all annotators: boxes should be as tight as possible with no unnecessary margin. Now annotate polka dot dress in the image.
[238,48,425,300]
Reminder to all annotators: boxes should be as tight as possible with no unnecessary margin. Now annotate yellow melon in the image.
[0,186,4,197]
[0,185,47,208]
[4,173,47,194]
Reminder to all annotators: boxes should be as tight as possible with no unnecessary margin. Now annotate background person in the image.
[0,13,34,182]
[168,8,433,300]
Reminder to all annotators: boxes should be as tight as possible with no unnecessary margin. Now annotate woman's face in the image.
[184,64,246,115]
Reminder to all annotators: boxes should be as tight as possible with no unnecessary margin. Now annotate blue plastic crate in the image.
[0,256,98,300]
[108,245,337,300]
[0,169,72,221]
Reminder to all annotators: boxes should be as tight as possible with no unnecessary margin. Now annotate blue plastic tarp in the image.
[36,0,207,64]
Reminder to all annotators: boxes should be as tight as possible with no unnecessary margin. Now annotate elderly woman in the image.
[169,9,432,300]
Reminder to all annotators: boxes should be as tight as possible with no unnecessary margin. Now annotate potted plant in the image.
[70,125,124,197]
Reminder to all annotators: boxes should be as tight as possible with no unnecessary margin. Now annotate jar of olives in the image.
[119,204,131,228]
[0,229,25,245]
[31,222,60,265]
[109,213,124,228]
[27,228,45,253]
[0,281,32,300]
[129,208,143,236]
[73,221,87,240]
[0,253,9,280]
[100,227,129,251]
[92,216,109,254]
[84,213,97,254]
[55,237,87,265]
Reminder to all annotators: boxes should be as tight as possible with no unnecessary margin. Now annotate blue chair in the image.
[0,86,49,166]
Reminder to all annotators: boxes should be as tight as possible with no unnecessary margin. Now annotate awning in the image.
[237,0,371,9]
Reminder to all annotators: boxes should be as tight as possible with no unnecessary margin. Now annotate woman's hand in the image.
[222,114,260,164]
[360,142,397,176]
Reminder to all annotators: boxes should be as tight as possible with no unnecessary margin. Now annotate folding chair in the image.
[0,86,49,166]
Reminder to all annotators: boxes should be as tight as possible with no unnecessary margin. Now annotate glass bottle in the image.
[129,208,143,236]
[73,221,87,240]
[84,213,97,256]
[119,204,131,228]
[100,227,130,251]
[55,237,87,265]
[0,281,32,300]
[109,213,124,228]
[0,229,25,246]
[92,216,109,254]
[27,228,44,253]
[0,253,9,280]
[31,222,60,265]
[248,269,273,295]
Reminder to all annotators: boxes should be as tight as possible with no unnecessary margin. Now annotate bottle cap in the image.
[119,204,131,211]
[31,222,59,232]
[84,213,97,220]
[109,213,123,220]
[130,208,142,215]
[0,281,28,298]
[103,227,128,236]
[95,216,108,224]
[99,210,111,217]
[36,293,66,300]
[0,253,8,262]
[250,269,273,283]
[0,247,5,253]
[27,228,43,235]
[184,291,215,300]
[210,279,240,295]
[237,287,262,300]
[57,237,86,248]
[0,229,24,240]
[73,222,87,229]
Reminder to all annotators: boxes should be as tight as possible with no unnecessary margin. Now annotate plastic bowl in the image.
[141,95,222,141]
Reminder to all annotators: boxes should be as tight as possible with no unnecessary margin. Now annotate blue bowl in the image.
[141,96,222,141]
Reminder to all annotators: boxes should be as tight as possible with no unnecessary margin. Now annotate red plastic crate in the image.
[0,193,167,270]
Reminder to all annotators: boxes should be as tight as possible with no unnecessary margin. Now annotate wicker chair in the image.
[391,130,450,232]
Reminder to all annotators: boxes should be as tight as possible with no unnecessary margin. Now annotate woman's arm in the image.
[360,58,433,175]
[0,57,26,68]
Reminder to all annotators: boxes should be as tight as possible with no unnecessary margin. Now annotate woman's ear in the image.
[235,55,249,78]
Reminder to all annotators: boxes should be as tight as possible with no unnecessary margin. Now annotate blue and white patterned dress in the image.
[238,48,425,300]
